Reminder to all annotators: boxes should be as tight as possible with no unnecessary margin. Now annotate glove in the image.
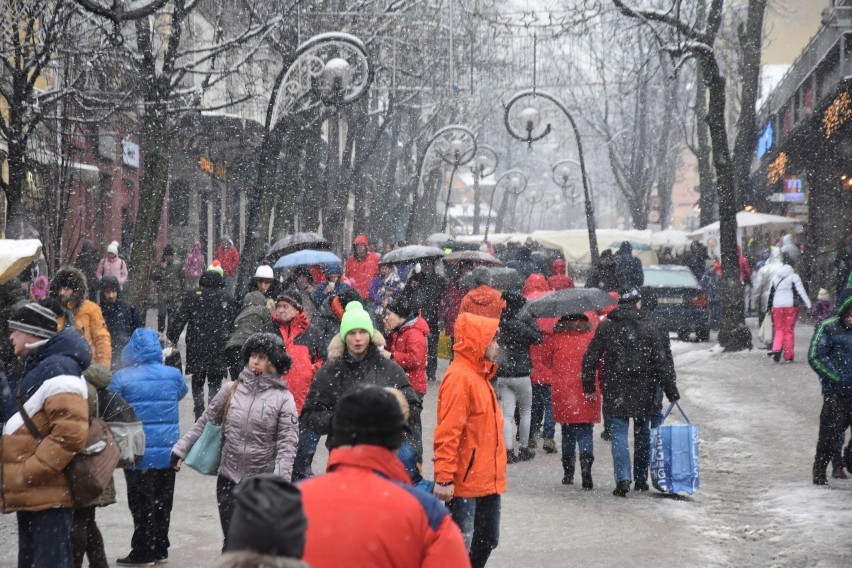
[667,392,680,403]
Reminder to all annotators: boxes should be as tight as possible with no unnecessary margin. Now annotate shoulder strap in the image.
[214,380,241,425]
[16,384,43,442]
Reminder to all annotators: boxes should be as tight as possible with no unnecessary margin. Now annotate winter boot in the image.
[561,458,575,485]
[542,438,557,454]
[633,480,650,491]
[518,447,536,461]
[579,454,594,490]
[612,480,631,497]
[528,433,539,449]
[844,446,852,473]
[832,466,848,479]
[507,450,519,464]
[813,462,828,486]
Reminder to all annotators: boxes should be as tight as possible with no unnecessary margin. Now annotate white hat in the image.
[107,241,119,255]
[818,288,830,302]
[254,265,274,280]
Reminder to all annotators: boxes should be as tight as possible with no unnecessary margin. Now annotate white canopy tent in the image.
[688,212,802,248]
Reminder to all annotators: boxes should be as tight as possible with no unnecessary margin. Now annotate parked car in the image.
[641,265,710,342]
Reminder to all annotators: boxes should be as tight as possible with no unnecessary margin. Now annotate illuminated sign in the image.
[823,90,852,139]
[757,122,773,159]
[767,152,787,184]
[198,156,227,182]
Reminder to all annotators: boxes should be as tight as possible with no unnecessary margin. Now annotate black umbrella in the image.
[522,288,616,318]
[267,232,331,260]
[459,267,523,292]
[380,245,445,265]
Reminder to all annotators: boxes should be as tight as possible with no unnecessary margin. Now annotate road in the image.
[1,318,851,567]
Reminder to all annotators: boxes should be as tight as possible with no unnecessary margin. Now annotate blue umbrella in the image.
[273,249,341,269]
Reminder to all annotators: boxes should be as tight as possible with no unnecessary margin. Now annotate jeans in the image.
[447,494,501,568]
[408,393,424,458]
[531,384,555,439]
[216,475,237,552]
[124,468,176,562]
[17,508,74,568]
[71,506,108,568]
[293,422,322,481]
[561,423,594,461]
[191,366,226,420]
[771,307,798,361]
[610,417,651,483]
[815,395,852,471]
[496,376,533,451]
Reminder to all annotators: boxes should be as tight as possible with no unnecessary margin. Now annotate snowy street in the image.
[1,318,850,567]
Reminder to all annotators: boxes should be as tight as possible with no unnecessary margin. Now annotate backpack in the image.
[97,389,146,468]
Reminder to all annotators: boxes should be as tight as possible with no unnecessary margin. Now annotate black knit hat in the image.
[329,385,407,450]
[617,286,642,305]
[225,475,307,559]
[276,288,303,311]
[8,300,62,339]
[337,288,363,308]
[385,296,416,320]
[241,333,292,375]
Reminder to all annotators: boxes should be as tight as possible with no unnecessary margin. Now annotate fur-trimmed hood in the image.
[49,265,88,307]
[216,551,309,568]
[326,332,385,360]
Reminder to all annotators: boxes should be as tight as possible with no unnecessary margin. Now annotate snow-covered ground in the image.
[1,318,850,566]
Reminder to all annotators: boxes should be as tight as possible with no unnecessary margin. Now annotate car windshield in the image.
[643,268,699,288]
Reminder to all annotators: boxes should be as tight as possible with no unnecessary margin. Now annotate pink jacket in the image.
[96,256,128,288]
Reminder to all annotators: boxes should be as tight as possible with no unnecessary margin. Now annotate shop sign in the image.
[757,122,773,159]
[767,152,787,184]
[198,155,227,182]
[823,89,852,139]
[122,140,140,168]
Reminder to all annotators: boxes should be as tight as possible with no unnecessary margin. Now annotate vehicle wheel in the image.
[696,328,710,342]
[676,331,690,342]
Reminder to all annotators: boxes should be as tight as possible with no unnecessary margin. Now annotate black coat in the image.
[495,313,543,378]
[168,271,238,375]
[586,258,622,291]
[403,272,447,329]
[301,340,421,436]
[100,299,144,353]
[614,251,644,288]
[581,305,678,417]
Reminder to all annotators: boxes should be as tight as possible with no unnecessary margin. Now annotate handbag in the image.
[17,388,121,507]
[184,381,239,475]
[758,313,774,344]
[650,402,700,495]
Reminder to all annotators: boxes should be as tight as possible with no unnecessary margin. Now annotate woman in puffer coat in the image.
[172,333,299,551]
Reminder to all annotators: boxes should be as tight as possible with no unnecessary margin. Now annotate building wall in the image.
[762,1,832,65]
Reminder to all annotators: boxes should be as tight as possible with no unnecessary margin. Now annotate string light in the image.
[767,152,787,184]
[823,90,852,139]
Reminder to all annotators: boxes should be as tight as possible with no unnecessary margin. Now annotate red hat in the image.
[353,234,369,246]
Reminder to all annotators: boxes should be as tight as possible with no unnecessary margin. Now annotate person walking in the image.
[768,253,812,363]
[300,385,470,568]
[808,288,852,485]
[168,265,238,419]
[581,288,680,497]
[99,275,144,370]
[150,245,185,336]
[183,242,206,288]
[585,250,622,291]
[459,267,506,319]
[495,292,542,463]
[96,241,129,291]
[433,312,506,568]
[2,301,91,568]
[50,266,113,369]
[547,259,575,290]
[402,259,447,383]
[613,242,644,289]
[214,237,240,299]
[109,328,188,566]
[545,312,601,488]
[752,246,784,329]
[345,234,381,299]
[224,290,273,381]
[172,333,299,550]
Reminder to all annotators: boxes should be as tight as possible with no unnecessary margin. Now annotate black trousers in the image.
[426,330,439,382]
[157,297,181,334]
[815,395,852,470]
[216,476,237,552]
[190,366,226,420]
[124,469,176,563]
[71,506,108,568]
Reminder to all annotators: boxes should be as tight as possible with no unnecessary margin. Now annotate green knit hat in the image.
[339,301,374,338]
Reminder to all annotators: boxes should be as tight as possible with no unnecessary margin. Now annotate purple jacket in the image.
[173,368,299,482]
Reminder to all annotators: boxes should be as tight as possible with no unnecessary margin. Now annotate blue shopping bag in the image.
[650,402,700,495]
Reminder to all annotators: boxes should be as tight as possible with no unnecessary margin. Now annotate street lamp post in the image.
[504,89,599,263]
[239,33,372,292]
[551,159,582,203]
[485,169,527,239]
[524,191,545,232]
[470,145,498,235]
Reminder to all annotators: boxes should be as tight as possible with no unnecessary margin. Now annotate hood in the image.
[468,285,503,306]
[353,234,370,246]
[774,263,795,280]
[501,291,526,319]
[523,274,551,297]
[767,246,783,263]
[836,288,852,321]
[551,259,566,276]
[326,332,386,360]
[83,364,112,389]
[122,328,165,367]
[50,265,88,306]
[200,270,225,289]
[243,291,269,310]
[453,312,499,365]
[605,304,641,323]
[618,241,632,254]
[99,275,122,302]
[326,445,411,484]
[400,315,430,336]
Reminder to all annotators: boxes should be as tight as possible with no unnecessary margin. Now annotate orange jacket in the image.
[59,299,112,368]
[458,285,506,320]
[433,313,506,498]
[300,445,470,568]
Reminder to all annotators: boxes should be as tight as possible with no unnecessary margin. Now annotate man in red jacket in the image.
[214,237,240,298]
[300,385,470,568]
[345,234,380,298]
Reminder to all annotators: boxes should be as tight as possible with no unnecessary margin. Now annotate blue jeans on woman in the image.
[17,508,74,568]
[561,423,594,460]
[531,384,555,439]
[610,417,651,483]
[447,494,501,568]
[293,423,321,481]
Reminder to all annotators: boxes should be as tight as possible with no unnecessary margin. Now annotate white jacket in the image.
[751,247,783,312]
[769,263,811,309]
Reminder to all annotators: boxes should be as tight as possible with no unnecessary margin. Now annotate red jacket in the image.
[523,273,551,298]
[300,445,470,568]
[214,246,240,277]
[438,278,466,336]
[345,252,380,298]
[271,311,320,413]
[387,316,430,394]
[529,317,558,385]
[543,313,602,424]
[548,259,575,290]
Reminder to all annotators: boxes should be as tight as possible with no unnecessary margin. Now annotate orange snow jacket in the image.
[458,285,506,320]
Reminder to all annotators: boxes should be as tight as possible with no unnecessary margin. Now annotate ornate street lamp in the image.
[504,89,599,263]
[239,33,373,291]
[485,169,527,240]
[470,145,499,235]
[524,191,545,232]
[552,159,582,202]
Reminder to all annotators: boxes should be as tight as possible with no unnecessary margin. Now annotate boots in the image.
[561,458,575,485]
[528,433,539,449]
[612,480,631,497]
[813,462,828,486]
[507,450,519,464]
[579,454,594,490]
[518,447,536,461]
[542,438,557,454]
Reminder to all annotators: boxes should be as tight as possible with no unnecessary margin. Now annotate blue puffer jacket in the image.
[808,288,852,397]
[109,328,188,469]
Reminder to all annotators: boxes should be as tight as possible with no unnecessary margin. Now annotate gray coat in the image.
[173,368,299,482]
[226,292,272,351]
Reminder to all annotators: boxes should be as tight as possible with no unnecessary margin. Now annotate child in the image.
[809,288,834,327]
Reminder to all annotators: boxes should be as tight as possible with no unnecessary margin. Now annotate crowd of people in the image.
[2,229,852,568]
